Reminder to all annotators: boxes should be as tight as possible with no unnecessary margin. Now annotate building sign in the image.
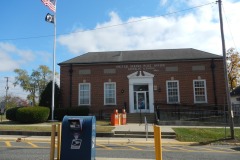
[116,64,165,71]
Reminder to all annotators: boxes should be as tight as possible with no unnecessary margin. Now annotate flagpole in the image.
[51,0,57,121]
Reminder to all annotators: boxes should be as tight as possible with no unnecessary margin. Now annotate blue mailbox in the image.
[60,116,96,160]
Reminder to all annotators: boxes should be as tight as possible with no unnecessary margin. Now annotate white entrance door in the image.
[135,91,148,112]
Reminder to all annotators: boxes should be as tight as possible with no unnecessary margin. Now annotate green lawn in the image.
[173,128,240,143]
[2,113,240,142]
[0,125,114,133]
[0,118,114,133]
[0,114,7,121]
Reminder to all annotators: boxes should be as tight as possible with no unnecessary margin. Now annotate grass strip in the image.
[173,128,240,143]
[0,120,114,133]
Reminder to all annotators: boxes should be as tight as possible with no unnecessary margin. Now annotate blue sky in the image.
[0,0,240,99]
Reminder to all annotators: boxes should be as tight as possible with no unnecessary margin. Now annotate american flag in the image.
[41,0,56,12]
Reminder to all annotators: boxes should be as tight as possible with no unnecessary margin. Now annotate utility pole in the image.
[217,0,235,139]
[5,77,9,110]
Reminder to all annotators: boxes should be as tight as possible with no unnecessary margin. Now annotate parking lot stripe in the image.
[167,146,194,152]
[97,144,113,150]
[210,146,238,152]
[192,146,228,153]
[127,145,142,150]
[27,142,38,148]
[5,141,11,147]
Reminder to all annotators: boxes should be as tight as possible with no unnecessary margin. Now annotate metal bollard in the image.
[153,125,162,160]
[57,123,62,160]
[50,124,56,160]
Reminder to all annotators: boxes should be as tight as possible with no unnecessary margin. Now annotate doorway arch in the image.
[127,71,154,113]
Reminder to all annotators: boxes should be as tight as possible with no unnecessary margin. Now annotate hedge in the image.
[16,106,50,123]
[55,107,89,121]
[6,107,23,121]
[6,106,50,123]
[6,106,89,123]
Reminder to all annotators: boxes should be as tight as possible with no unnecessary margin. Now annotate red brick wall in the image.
[60,59,226,115]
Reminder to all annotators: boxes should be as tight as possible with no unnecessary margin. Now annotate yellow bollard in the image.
[153,125,162,160]
[57,123,62,160]
[50,124,56,160]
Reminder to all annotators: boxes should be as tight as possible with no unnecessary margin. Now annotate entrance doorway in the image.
[134,85,149,113]
[128,71,154,113]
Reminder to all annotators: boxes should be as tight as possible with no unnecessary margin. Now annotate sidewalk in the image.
[0,123,196,145]
[113,123,175,133]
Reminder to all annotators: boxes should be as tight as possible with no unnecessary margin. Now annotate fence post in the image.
[50,124,56,160]
[57,123,62,160]
[145,116,148,141]
[153,125,162,160]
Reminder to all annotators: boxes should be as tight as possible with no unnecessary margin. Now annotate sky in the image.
[0,0,240,99]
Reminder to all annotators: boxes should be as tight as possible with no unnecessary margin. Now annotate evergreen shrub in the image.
[16,106,50,123]
[6,107,22,121]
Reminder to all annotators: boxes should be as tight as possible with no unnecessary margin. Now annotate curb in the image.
[0,131,114,137]
[1,136,237,146]
[0,136,198,145]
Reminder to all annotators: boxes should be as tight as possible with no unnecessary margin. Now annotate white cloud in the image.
[0,42,35,72]
[58,0,240,56]
[0,76,28,100]
[0,50,19,72]
[160,0,168,6]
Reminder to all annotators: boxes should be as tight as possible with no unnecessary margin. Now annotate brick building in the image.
[59,48,226,119]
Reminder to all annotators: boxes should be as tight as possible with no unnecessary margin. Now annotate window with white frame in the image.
[193,80,207,103]
[166,80,180,103]
[79,83,90,105]
[104,82,116,105]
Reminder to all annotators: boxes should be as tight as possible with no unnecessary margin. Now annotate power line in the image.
[0,1,216,41]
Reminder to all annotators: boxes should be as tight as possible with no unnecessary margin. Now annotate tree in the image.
[39,81,60,108]
[226,48,240,91]
[39,81,61,119]
[0,94,28,109]
[38,65,52,94]
[14,65,52,106]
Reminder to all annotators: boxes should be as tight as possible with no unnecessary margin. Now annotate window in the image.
[193,80,207,103]
[79,83,90,105]
[104,82,116,105]
[166,80,180,103]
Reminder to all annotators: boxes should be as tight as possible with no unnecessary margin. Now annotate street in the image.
[0,140,240,160]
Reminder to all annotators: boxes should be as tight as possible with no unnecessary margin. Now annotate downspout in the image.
[69,64,73,108]
[211,59,218,105]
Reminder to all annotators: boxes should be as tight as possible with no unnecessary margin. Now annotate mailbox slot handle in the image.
[68,118,83,131]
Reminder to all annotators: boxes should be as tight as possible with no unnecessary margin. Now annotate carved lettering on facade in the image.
[115,64,165,71]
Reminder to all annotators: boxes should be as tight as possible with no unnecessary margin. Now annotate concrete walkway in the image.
[113,123,175,133]
[0,123,190,145]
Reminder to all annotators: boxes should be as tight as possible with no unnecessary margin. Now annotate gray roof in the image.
[59,48,222,65]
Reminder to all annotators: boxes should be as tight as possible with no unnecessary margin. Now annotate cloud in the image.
[0,42,36,72]
[0,42,54,99]
[0,76,29,100]
[160,0,168,6]
[58,0,240,56]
